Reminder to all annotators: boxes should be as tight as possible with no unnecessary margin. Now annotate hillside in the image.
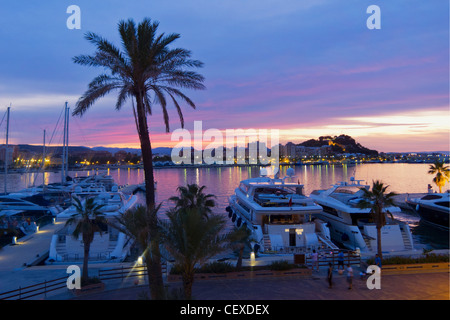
[299,135,378,156]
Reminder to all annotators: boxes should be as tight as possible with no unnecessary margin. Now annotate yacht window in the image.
[421,195,442,200]
[322,205,340,217]
[435,201,450,208]
[333,186,361,195]
[0,198,25,203]
[269,214,302,224]
[239,183,248,194]
[236,199,250,213]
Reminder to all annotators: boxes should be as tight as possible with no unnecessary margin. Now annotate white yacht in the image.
[227,169,338,254]
[406,192,449,229]
[47,184,138,264]
[310,178,416,254]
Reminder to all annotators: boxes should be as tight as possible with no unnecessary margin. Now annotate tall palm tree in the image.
[357,180,398,260]
[428,160,450,193]
[113,204,164,299]
[159,207,228,299]
[65,196,105,282]
[169,184,216,218]
[72,18,205,299]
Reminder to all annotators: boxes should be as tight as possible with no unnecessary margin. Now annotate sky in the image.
[0,0,448,153]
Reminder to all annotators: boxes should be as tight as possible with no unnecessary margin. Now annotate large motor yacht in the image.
[227,168,338,254]
[406,192,449,229]
[310,178,416,255]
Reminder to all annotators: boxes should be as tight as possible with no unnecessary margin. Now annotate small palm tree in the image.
[428,160,450,193]
[169,184,216,218]
[159,208,228,299]
[65,196,105,282]
[227,226,253,271]
[113,204,165,299]
[357,180,398,260]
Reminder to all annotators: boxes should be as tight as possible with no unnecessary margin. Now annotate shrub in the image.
[169,261,236,275]
[198,261,236,274]
[269,260,296,271]
[81,276,102,287]
[366,254,449,265]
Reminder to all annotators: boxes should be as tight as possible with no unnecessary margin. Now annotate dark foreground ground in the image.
[67,269,449,301]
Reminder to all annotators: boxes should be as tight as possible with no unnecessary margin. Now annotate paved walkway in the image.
[0,220,64,271]
[60,267,449,301]
[1,220,449,301]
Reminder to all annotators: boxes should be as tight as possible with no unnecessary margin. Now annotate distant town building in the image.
[114,150,128,162]
[0,145,18,164]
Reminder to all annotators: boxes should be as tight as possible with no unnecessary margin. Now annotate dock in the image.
[0,220,65,272]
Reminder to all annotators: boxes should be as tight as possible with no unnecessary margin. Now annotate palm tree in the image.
[169,184,216,218]
[428,160,450,193]
[65,196,105,283]
[159,207,228,299]
[72,18,205,299]
[227,226,253,271]
[112,204,165,299]
[357,180,398,260]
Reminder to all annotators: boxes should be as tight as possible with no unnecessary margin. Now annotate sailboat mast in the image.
[61,102,67,184]
[65,105,69,178]
[42,129,46,191]
[4,105,10,194]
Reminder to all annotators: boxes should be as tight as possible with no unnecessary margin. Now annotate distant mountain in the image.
[386,151,450,155]
[92,146,173,155]
[299,135,378,155]
[14,144,175,156]
[17,144,91,154]
[92,146,142,155]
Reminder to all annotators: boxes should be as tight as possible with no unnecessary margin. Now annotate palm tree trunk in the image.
[236,246,244,270]
[182,271,195,300]
[377,226,382,260]
[135,94,165,300]
[82,242,90,282]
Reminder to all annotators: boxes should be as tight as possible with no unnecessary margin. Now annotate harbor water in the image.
[1,163,448,250]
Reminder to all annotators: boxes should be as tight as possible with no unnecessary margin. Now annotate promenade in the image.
[1,218,448,301]
[61,266,449,301]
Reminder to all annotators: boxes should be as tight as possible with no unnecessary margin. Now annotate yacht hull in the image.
[416,204,449,230]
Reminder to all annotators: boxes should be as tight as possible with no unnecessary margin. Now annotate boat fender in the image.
[225,206,232,213]
[228,210,232,218]
[232,213,236,222]
[415,204,419,211]
[236,218,242,227]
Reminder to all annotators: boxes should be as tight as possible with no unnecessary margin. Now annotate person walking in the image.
[346,264,354,290]
[375,254,382,270]
[311,250,319,272]
[337,251,345,271]
[327,263,333,289]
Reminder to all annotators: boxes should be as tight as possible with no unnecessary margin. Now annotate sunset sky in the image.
[0,0,448,153]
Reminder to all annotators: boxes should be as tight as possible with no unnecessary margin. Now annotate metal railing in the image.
[0,276,68,300]
[305,250,361,267]
[0,262,167,300]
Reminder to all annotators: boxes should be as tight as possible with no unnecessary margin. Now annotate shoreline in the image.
[4,160,442,173]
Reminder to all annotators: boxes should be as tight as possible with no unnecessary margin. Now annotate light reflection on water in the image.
[1,163,448,249]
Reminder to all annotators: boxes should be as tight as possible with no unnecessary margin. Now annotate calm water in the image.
[1,163,448,249]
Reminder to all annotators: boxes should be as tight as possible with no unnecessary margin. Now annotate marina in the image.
[1,163,449,252]
[0,162,448,300]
